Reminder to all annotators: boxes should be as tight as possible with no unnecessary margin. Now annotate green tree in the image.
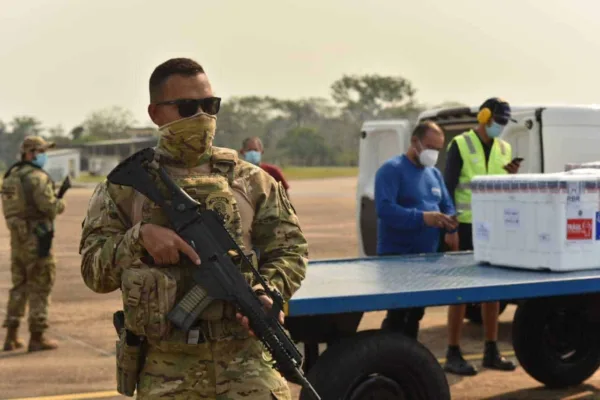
[0,120,8,167]
[81,106,136,139]
[0,116,44,166]
[11,116,43,137]
[70,126,85,140]
[330,74,417,122]
[270,98,335,128]
[277,127,334,166]
[46,124,73,146]
[47,124,65,137]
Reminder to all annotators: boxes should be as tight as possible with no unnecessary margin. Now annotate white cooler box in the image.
[565,161,600,172]
[471,171,600,271]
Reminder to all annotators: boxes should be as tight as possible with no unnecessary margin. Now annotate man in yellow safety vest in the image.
[442,97,522,376]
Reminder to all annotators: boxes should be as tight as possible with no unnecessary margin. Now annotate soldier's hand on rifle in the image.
[236,294,285,336]
[139,223,201,265]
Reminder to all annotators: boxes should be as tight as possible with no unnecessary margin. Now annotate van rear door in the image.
[356,120,411,257]
[499,108,543,173]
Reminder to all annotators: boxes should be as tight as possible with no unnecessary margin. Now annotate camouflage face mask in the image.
[156,112,216,167]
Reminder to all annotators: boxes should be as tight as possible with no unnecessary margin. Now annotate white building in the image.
[45,148,81,182]
[81,137,157,176]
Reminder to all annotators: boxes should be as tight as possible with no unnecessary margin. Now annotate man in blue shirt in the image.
[375,121,458,338]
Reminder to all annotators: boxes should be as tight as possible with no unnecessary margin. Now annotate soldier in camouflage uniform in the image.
[1,136,64,352]
[79,58,308,399]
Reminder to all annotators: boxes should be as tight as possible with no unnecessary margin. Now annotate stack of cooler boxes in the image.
[565,161,600,172]
[471,167,600,271]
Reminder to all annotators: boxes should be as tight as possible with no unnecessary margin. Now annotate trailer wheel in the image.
[512,297,600,388]
[465,301,508,324]
[299,330,450,400]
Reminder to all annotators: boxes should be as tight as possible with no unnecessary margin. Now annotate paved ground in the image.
[1,177,600,399]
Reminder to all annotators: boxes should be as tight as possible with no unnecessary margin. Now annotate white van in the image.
[357,105,600,258]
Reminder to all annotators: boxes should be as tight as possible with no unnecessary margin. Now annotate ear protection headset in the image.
[477,97,507,125]
[477,107,492,125]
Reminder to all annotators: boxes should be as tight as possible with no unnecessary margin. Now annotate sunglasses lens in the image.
[201,97,221,115]
[177,101,199,118]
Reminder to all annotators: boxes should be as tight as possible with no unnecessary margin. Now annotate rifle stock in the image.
[106,148,320,400]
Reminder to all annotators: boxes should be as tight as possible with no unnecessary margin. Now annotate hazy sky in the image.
[1,0,599,132]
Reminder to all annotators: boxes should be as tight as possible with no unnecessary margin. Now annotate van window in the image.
[360,128,403,178]
[375,130,402,166]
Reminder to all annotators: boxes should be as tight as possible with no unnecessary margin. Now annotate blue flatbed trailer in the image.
[284,251,600,400]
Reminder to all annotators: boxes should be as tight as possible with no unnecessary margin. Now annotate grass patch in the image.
[75,173,106,184]
[282,166,357,180]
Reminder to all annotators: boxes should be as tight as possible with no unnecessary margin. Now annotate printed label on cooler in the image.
[474,221,491,242]
[567,218,593,240]
[503,208,520,229]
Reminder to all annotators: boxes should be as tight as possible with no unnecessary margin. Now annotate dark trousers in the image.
[381,307,425,339]
[380,225,473,339]
[380,250,427,339]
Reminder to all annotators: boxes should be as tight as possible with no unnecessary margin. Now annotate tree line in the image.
[0,74,465,170]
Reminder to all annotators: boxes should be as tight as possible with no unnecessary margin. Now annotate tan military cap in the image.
[20,136,56,153]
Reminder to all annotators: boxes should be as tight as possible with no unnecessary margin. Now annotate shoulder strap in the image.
[3,161,30,179]
[210,147,238,186]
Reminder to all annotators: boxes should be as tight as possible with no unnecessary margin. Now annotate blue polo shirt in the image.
[374,154,456,255]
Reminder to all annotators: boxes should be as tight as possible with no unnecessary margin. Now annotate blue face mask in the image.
[32,153,47,168]
[244,150,261,165]
[486,122,504,138]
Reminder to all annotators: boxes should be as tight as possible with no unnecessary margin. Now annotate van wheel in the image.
[512,297,600,388]
[299,330,450,400]
[465,302,508,324]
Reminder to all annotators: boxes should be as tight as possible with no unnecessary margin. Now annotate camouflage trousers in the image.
[2,228,56,333]
[137,336,291,399]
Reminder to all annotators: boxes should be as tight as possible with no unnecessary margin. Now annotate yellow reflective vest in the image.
[449,129,512,224]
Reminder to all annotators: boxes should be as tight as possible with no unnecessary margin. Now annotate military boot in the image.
[28,332,58,352]
[3,326,25,351]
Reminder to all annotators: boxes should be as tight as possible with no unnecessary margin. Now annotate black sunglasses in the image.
[155,97,221,118]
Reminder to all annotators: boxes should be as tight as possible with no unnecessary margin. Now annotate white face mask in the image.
[417,142,439,167]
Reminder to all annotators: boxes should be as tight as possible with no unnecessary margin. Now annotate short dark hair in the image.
[149,58,205,102]
[242,136,263,149]
[412,121,442,140]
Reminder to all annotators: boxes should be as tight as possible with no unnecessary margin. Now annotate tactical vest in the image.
[1,162,53,221]
[119,147,258,347]
[450,130,512,223]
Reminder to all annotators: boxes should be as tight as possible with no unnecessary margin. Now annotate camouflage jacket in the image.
[78,149,309,302]
[1,161,65,223]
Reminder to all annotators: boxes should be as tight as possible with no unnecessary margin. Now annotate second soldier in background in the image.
[1,136,65,352]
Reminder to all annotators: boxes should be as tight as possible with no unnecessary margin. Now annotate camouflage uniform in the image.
[79,112,308,399]
[1,136,64,352]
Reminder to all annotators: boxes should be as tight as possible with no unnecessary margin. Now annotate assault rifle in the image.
[106,148,320,400]
[56,175,71,199]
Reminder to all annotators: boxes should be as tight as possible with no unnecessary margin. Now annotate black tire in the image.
[299,330,450,400]
[465,301,508,324]
[512,296,600,388]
